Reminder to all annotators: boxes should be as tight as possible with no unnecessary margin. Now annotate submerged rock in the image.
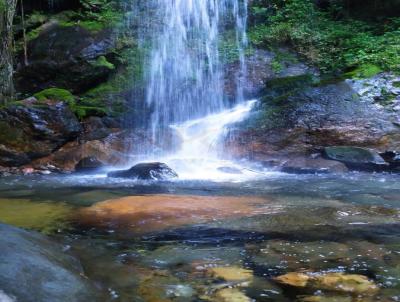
[76,194,268,234]
[323,146,388,171]
[274,272,310,287]
[107,162,178,180]
[0,223,98,302]
[274,272,379,295]
[208,267,254,282]
[213,288,251,302]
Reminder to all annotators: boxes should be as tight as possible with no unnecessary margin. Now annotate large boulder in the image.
[108,162,178,180]
[0,101,81,166]
[0,223,99,302]
[323,146,389,171]
[15,23,118,94]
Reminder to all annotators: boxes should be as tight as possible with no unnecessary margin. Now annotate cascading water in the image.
[134,0,262,180]
[144,0,248,140]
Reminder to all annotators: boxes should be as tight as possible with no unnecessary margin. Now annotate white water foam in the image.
[143,100,275,181]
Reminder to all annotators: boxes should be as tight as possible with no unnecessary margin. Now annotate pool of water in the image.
[0,172,400,301]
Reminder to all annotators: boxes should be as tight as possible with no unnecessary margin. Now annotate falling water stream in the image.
[138,0,251,180]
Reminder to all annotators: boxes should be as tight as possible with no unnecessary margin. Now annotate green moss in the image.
[32,88,105,120]
[34,88,75,103]
[393,81,400,88]
[267,74,314,90]
[345,64,383,79]
[91,56,115,70]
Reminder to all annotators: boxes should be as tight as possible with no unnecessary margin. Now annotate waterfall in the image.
[142,0,249,145]
[126,0,259,180]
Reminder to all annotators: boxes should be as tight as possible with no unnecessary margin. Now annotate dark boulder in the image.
[15,24,118,94]
[75,157,105,173]
[323,146,389,171]
[0,101,81,166]
[0,223,99,302]
[380,151,400,170]
[108,162,178,180]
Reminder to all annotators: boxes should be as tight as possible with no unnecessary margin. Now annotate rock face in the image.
[224,48,317,99]
[0,223,98,302]
[108,162,178,180]
[225,76,400,172]
[75,156,105,173]
[15,23,118,94]
[0,101,81,166]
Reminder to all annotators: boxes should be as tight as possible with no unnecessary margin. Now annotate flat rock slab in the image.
[76,194,270,234]
[0,223,98,302]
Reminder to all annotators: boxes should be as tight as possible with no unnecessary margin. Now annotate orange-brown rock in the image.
[76,194,270,234]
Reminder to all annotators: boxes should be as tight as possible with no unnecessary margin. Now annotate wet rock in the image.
[274,272,379,294]
[281,157,348,174]
[0,223,98,302]
[82,116,114,141]
[137,272,190,302]
[107,162,178,180]
[224,48,317,99]
[313,273,379,294]
[323,146,388,171]
[15,24,118,94]
[275,272,310,287]
[225,80,400,171]
[142,245,243,269]
[213,288,251,302]
[0,101,81,166]
[380,151,400,170]
[297,295,352,302]
[252,240,351,272]
[208,267,254,282]
[75,156,105,173]
[76,194,269,234]
[346,72,400,109]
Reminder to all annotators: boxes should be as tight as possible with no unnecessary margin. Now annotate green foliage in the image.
[248,0,400,75]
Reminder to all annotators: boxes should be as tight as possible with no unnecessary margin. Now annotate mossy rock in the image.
[34,88,75,103]
[90,56,115,70]
[345,64,383,79]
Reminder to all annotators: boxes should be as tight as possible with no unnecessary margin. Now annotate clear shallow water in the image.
[0,173,400,301]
